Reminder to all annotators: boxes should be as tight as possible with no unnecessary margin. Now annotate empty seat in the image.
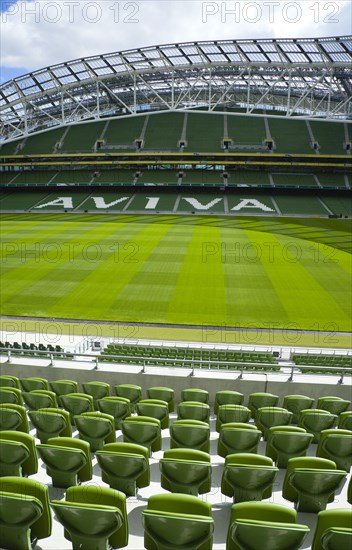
[221,453,278,503]
[160,448,211,496]
[311,508,352,550]
[216,405,251,432]
[218,423,262,458]
[214,391,244,414]
[114,384,142,412]
[121,416,161,455]
[266,426,313,468]
[96,442,149,496]
[181,388,209,404]
[142,493,214,550]
[226,501,309,550]
[37,437,92,488]
[255,407,293,440]
[298,409,338,443]
[147,387,175,412]
[49,379,78,404]
[248,393,279,418]
[177,401,210,423]
[338,411,352,431]
[97,396,131,429]
[0,431,38,477]
[170,419,210,453]
[20,377,48,392]
[0,476,52,550]
[0,375,20,388]
[51,484,128,550]
[60,393,94,425]
[283,456,346,512]
[283,395,314,423]
[317,396,350,416]
[136,399,169,429]
[316,428,352,471]
[22,390,58,410]
[28,408,72,443]
[74,411,115,452]
[0,387,23,405]
[0,404,29,432]
[82,381,110,408]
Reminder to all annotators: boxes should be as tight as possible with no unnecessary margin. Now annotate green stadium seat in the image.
[338,411,352,431]
[214,391,244,414]
[60,392,94,425]
[255,407,293,440]
[312,508,352,550]
[298,409,338,443]
[317,396,351,416]
[160,448,211,496]
[49,379,78,404]
[97,396,131,428]
[221,453,278,503]
[217,423,262,458]
[226,502,309,550]
[177,401,210,423]
[0,476,52,550]
[121,416,162,455]
[51,485,128,550]
[114,384,142,412]
[283,395,315,423]
[20,377,48,392]
[37,436,91,488]
[283,456,346,512]
[248,393,279,418]
[142,493,214,550]
[0,430,38,477]
[22,390,58,410]
[74,411,115,452]
[216,405,251,431]
[265,426,313,468]
[136,399,170,429]
[181,389,209,404]
[147,387,175,412]
[170,419,210,453]
[82,381,111,408]
[0,404,29,432]
[96,442,149,496]
[0,375,20,389]
[316,428,352,471]
[0,387,24,405]
[28,408,72,443]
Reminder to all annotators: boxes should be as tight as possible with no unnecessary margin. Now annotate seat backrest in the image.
[163,448,211,463]
[0,375,20,388]
[147,492,212,517]
[49,379,78,395]
[66,485,128,548]
[0,387,23,405]
[0,430,38,475]
[47,437,92,481]
[0,476,52,540]
[311,508,352,550]
[0,403,29,432]
[225,453,274,467]
[283,456,337,501]
[20,377,48,391]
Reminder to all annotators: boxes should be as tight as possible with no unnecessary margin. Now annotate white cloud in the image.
[0,0,351,74]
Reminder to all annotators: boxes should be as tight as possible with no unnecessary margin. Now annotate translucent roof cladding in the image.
[0,36,351,125]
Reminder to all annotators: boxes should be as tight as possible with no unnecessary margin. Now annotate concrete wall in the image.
[1,360,351,407]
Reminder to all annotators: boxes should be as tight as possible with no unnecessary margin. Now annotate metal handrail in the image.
[1,347,350,383]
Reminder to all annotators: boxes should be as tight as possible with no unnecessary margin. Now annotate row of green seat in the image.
[1,473,350,550]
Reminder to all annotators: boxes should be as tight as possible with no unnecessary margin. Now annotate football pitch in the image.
[0,213,351,333]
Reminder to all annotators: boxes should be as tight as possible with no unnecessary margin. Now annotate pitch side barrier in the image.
[1,347,351,384]
[1,152,351,171]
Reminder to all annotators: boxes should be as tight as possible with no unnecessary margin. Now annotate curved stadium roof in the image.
[1,35,352,141]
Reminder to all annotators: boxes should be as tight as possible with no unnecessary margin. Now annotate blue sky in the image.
[1,0,351,84]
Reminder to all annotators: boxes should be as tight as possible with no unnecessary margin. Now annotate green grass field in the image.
[0,213,351,333]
